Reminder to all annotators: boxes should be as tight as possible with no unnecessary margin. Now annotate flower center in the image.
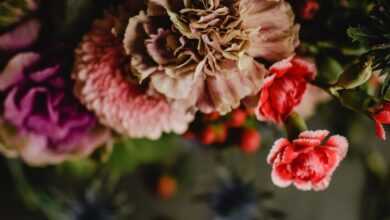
[165,0,248,74]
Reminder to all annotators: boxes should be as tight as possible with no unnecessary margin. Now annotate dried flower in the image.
[122,0,299,114]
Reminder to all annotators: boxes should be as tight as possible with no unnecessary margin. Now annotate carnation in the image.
[0,52,111,166]
[256,56,316,124]
[121,0,299,114]
[267,130,348,191]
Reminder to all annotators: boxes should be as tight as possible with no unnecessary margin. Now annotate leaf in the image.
[338,89,378,112]
[316,56,344,85]
[0,0,37,31]
[333,56,373,90]
[107,135,181,176]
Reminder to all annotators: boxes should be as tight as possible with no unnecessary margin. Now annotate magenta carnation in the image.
[0,52,111,166]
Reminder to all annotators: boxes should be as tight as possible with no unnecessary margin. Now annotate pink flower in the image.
[256,57,316,124]
[72,14,194,140]
[267,130,348,191]
[373,102,390,140]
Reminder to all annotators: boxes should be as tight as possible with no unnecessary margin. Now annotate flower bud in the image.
[333,57,373,90]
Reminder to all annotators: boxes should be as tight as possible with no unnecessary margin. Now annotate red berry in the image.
[301,0,320,20]
[200,126,216,145]
[240,129,261,154]
[204,112,220,121]
[183,131,196,140]
[228,109,247,127]
[157,175,177,200]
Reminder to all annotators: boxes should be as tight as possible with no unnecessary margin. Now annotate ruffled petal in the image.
[0,19,41,51]
[73,14,194,139]
[240,0,299,61]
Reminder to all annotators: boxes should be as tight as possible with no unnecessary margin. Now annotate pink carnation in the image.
[72,14,194,140]
[373,102,390,140]
[256,56,316,124]
[267,130,348,191]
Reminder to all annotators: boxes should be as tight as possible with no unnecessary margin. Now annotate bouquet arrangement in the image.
[1,0,390,219]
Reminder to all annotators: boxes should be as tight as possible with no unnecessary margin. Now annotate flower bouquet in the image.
[1,0,390,219]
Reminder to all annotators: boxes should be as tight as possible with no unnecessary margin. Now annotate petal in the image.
[151,70,197,100]
[0,52,40,91]
[240,0,299,61]
[299,130,330,141]
[374,110,390,124]
[205,57,267,114]
[73,14,194,139]
[271,164,293,188]
[324,135,349,159]
[0,19,41,51]
[375,119,386,140]
[312,176,331,191]
[267,138,291,164]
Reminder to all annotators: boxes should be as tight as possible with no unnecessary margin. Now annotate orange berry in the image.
[240,129,261,154]
[157,176,177,200]
[204,112,220,121]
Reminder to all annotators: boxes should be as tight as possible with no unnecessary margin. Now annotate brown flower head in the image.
[123,0,299,114]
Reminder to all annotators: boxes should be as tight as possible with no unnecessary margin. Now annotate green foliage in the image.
[348,0,390,78]
[107,135,182,176]
[44,0,105,43]
[0,0,36,31]
[333,56,373,90]
[316,56,344,85]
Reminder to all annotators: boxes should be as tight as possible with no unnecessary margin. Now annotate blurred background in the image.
[0,100,389,220]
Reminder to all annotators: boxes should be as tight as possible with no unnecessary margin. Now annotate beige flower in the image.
[123,0,299,114]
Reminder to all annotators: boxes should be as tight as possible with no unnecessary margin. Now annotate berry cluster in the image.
[184,108,262,154]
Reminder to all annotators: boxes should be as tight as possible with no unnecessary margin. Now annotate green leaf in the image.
[381,74,390,101]
[338,89,378,112]
[107,135,181,176]
[0,0,37,31]
[333,56,373,90]
[316,56,344,85]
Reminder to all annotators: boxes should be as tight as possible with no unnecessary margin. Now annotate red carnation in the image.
[267,130,348,191]
[256,57,316,124]
[373,103,390,140]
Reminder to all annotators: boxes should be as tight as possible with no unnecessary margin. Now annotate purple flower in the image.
[0,0,41,52]
[0,52,111,166]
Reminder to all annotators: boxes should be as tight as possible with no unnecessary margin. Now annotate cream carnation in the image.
[123,0,299,114]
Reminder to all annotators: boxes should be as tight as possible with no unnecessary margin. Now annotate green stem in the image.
[284,112,308,140]
[6,160,41,209]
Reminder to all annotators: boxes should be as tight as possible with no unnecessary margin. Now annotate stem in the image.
[284,112,308,140]
[6,160,41,209]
